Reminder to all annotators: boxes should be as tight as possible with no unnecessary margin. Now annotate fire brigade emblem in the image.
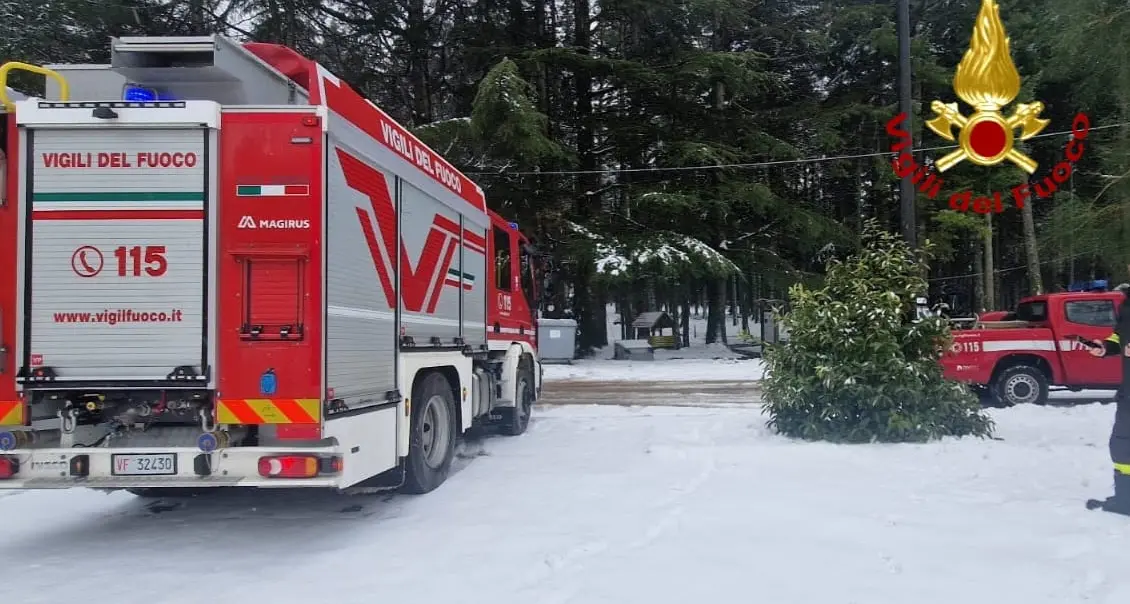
[925,0,1049,173]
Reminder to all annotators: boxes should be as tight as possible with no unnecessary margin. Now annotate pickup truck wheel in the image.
[994,365,1049,407]
[974,385,1004,408]
[401,372,457,495]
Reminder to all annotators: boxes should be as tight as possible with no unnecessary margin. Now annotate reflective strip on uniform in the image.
[216,399,320,424]
[1116,462,1130,476]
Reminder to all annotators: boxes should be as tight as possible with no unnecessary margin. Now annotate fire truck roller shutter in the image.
[24,127,208,381]
[324,145,397,407]
[398,181,464,346]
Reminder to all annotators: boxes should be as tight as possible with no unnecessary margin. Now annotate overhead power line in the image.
[464,121,1130,176]
[927,249,1096,283]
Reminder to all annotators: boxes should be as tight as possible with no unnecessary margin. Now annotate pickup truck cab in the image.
[942,291,1123,406]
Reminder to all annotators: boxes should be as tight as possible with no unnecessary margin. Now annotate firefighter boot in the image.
[1100,471,1130,516]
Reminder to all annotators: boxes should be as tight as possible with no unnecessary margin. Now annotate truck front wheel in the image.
[500,357,535,436]
[993,365,1049,407]
[401,372,458,494]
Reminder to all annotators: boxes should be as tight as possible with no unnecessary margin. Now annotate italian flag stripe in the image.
[447,269,475,283]
[237,184,310,196]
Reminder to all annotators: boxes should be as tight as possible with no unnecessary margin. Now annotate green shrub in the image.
[761,219,994,443]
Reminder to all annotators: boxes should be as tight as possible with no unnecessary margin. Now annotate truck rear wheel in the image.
[994,365,1049,407]
[500,358,535,436]
[402,372,457,494]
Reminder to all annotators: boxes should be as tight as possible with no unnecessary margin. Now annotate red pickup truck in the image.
[942,291,1122,406]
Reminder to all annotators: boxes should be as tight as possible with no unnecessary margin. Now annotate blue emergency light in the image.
[123,84,177,102]
[1067,279,1109,292]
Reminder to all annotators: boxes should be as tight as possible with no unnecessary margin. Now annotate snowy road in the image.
[540,379,760,407]
[5,399,1130,603]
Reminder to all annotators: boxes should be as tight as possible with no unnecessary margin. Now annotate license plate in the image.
[111,453,177,476]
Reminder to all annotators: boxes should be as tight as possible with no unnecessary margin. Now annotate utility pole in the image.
[897,0,916,248]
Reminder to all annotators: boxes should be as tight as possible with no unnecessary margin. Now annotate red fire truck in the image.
[0,36,542,495]
[942,290,1122,406]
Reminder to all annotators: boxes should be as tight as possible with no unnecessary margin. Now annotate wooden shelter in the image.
[631,311,678,349]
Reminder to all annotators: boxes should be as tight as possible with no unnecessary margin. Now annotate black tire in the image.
[974,385,1005,408]
[401,372,458,495]
[500,357,535,436]
[993,365,1049,407]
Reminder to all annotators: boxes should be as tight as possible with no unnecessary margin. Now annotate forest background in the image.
[4,0,1126,352]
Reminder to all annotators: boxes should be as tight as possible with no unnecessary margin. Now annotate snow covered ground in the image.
[543,343,764,382]
[4,400,1130,604]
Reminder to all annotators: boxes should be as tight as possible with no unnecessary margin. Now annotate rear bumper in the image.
[0,445,343,489]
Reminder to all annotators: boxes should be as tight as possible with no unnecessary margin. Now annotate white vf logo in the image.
[237,216,311,229]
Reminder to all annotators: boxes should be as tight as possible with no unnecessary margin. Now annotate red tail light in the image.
[257,455,341,478]
[0,455,18,479]
[258,455,319,478]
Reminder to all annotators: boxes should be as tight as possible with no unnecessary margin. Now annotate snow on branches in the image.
[567,221,739,281]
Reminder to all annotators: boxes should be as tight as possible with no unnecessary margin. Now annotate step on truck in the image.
[0,36,544,494]
[941,290,1122,406]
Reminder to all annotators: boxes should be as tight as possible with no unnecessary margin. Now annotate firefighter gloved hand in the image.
[1089,345,1107,358]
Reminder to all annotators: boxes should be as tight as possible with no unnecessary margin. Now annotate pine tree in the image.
[762,219,995,443]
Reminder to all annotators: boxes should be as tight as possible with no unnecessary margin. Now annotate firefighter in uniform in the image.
[1086,282,1130,515]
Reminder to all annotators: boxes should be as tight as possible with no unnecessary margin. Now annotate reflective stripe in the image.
[1106,333,1121,344]
[1116,463,1130,476]
[216,399,321,424]
[981,340,1057,352]
[0,401,23,425]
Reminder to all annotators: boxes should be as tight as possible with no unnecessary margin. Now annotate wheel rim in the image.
[1004,374,1040,405]
[420,394,451,468]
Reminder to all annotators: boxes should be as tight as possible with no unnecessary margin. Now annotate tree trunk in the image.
[1021,188,1043,293]
[620,297,634,341]
[704,8,730,347]
[573,0,594,213]
[973,239,985,313]
[188,0,205,32]
[730,275,739,327]
[741,272,752,334]
[573,265,606,354]
[405,0,433,125]
[706,280,726,344]
[1068,231,1075,285]
[533,0,551,127]
[680,299,691,348]
[569,0,605,351]
[984,212,995,310]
